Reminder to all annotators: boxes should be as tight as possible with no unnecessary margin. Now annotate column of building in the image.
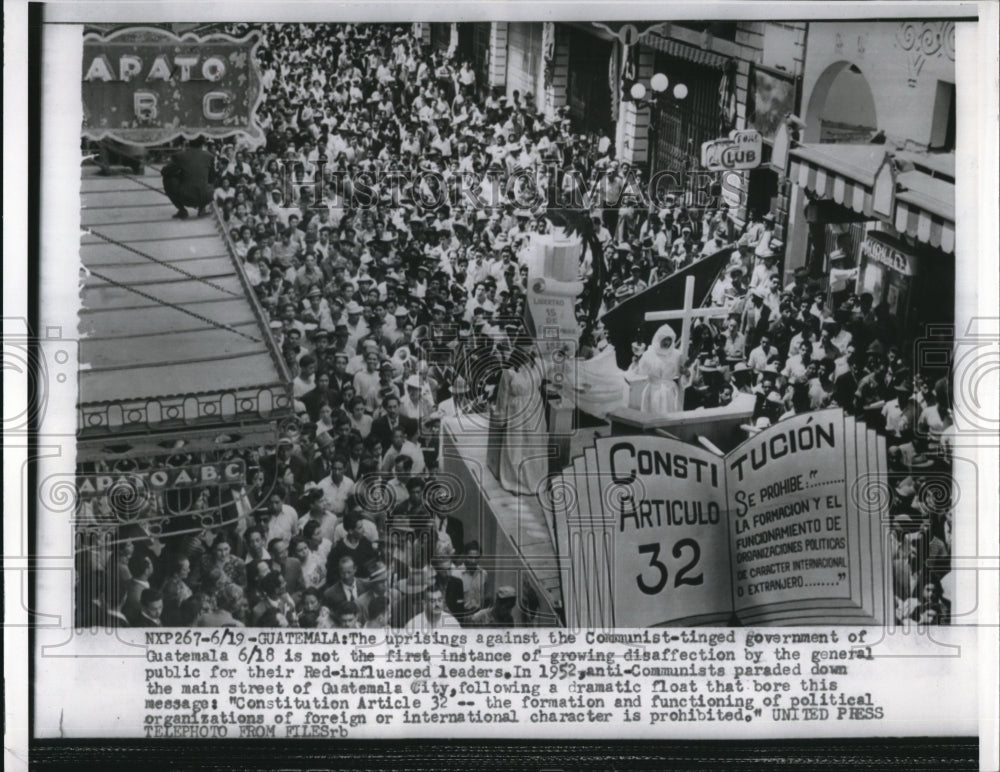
[615,44,656,166]
[487,22,508,90]
[542,23,570,120]
[412,22,431,47]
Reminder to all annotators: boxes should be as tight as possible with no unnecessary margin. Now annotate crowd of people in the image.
[77,22,954,629]
[635,236,956,625]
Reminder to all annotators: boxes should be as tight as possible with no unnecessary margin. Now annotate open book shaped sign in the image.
[554,408,889,627]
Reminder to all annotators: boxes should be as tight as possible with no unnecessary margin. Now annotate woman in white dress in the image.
[636,324,687,416]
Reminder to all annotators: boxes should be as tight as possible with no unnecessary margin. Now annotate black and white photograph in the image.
[5,2,999,769]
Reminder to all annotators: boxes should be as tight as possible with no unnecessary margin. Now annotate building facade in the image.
[415,19,955,334]
[776,20,955,334]
[443,20,809,246]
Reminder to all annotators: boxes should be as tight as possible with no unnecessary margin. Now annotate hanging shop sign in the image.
[700,130,763,171]
[82,26,265,146]
[77,460,246,499]
[861,231,918,276]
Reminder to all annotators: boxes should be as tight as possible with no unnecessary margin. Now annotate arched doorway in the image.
[787,62,879,275]
[804,61,878,144]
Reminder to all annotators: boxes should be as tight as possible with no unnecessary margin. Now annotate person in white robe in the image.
[636,324,687,416]
[496,347,548,496]
[573,341,629,419]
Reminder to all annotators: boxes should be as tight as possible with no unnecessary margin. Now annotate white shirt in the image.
[318,475,355,516]
[293,374,315,398]
[405,610,460,630]
[265,505,300,545]
[381,441,426,474]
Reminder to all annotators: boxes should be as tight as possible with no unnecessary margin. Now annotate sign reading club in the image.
[701,130,763,171]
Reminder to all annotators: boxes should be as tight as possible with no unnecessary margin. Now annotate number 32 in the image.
[636,539,703,595]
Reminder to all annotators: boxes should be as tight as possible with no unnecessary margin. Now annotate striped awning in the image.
[788,144,888,218]
[643,32,730,70]
[894,167,955,254]
[787,144,956,254]
[894,198,955,254]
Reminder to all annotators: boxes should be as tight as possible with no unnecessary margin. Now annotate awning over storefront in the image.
[788,144,888,217]
[78,169,293,460]
[893,151,956,253]
[783,141,955,254]
[643,32,731,70]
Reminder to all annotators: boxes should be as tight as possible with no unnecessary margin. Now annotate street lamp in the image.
[629,72,690,199]
[630,72,688,103]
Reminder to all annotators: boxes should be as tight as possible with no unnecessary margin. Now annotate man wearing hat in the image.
[344,299,369,351]
[883,379,916,442]
[367,312,396,355]
[399,374,432,423]
[629,263,648,294]
[356,560,400,625]
[700,225,728,258]
[268,318,286,350]
[730,361,754,395]
[752,212,777,260]
[384,304,407,338]
[379,270,403,304]
[357,276,380,307]
[749,248,779,293]
[468,585,518,627]
[784,265,812,296]
[447,374,471,412]
[712,262,744,307]
[741,286,772,351]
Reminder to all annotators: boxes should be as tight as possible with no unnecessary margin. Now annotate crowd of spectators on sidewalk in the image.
[77,22,954,629]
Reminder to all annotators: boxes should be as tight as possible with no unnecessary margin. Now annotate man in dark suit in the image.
[326,513,378,581]
[135,588,164,627]
[431,553,465,619]
[322,554,370,618]
[301,371,341,423]
[161,136,216,219]
[370,394,418,446]
[259,437,310,492]
[429,508,465,558]
[324,349,349,388]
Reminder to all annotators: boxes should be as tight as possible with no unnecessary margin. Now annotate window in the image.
[930,81,956,152]
[508,23,542,84]
[672,22,738,42]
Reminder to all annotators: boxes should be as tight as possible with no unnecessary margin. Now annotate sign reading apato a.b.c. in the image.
[82,26,265,146]
[701,130,764,172]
